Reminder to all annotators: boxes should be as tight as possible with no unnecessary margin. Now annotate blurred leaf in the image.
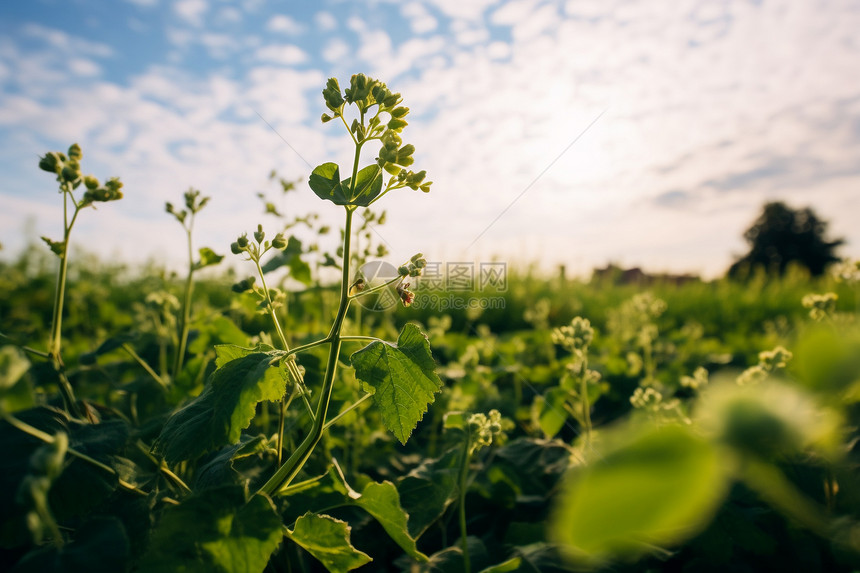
[287,513,371,572]
[351,323,442,444]
[533,387,569,438]
[551,423,728,564]
[139,486,283,573]
[0,345,34,412]
[78,332,138,365]
[194,247,224,270]
[791,324,860,395]
[153,351,286,464]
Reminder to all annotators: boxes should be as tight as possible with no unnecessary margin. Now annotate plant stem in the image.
[48,190,83,418]
[580,356,592,447]
[172,220,195,380]
[123,343,168,389]
[257,207,355,497]
[458,436,472,573]
[321,393,372,431]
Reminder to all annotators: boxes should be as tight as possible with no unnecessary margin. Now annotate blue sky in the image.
[1,0,859,278]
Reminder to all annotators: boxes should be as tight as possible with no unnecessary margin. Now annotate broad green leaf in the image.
[551,423,728,564]
[139,486,283,573]
[153,351,286,464]
[287,513,371,572]
[350,323,442,444]
[214,344,275,369]
[342,164,383,206]
[352,481,427,561]
[396,448,460,538]
[309,162,350,205]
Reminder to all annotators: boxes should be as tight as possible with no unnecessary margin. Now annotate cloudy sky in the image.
[1,0,858,279]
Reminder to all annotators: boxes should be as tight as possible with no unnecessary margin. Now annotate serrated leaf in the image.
[341,164,383,206]
[350,323,442,444]
[139,486,283,573]
[551,424,728,564]
[287,513,371,572]
[309,163,351,205]
[153,351,286,464]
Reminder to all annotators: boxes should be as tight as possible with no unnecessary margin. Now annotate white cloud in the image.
[173,0,208,27]
[215,7,242,24]
[401,2,438,34]
[255,44,308,65]
[315,11,338,31]
[68,58,101,77]
[322,38,350,63]
[423,0,500,21]
[267,14,304,34]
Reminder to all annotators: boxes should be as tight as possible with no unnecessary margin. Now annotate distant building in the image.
[591,264,700,286]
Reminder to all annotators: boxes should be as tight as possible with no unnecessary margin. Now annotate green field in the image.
[2,77,860,572]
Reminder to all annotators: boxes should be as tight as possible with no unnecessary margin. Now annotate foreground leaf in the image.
[350,323,442,444]
[551,423,727,564]
[309,162,350,205]
[139,486,283,573]
[351,481,427,561]
[287,513,371,572]
[153,351,286,464]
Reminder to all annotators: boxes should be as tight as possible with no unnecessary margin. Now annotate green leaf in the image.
[551,423,728,564]
[309,163,350,205]
[0,346,34,412]
[195,247,224,270]
[287,513,371,572]
[350,323,442,444]
[341,164,383,206]
[78,332,138,365]
[352,481,428,561]
[479,557,522,573]
[195,434,272,490]
[261,236,312,285]
[396,448,460,538]
[153,351,286,464]
[533,387,568,438]
[139,486,283,573]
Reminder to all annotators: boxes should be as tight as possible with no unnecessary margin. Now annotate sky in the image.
[1,0,858,279]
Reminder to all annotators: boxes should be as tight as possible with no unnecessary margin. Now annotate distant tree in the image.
[728,201,843,278]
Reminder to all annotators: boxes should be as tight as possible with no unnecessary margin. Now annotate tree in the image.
[728,201,843,278]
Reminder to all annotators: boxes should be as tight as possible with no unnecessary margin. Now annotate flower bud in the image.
[38,152,62,174]
[237,234,249,248]
[398,265,409,277]
[67,143,82,161]
[61,162,80,183]
[230,242,241,255]
[391,106,409,118]
[84,175,99,190]
[388,118,408,131]
[254,225,265,244]
[271,233,287,249]
[410,253,424,262]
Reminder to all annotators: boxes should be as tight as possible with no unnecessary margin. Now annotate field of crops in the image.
[2,75,860,572]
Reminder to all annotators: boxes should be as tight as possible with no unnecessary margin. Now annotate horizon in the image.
[1,0,858,280]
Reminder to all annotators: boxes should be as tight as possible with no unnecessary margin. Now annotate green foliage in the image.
[153,346,288,464]
[351,323,443,444]
[139,486,283,573]
[551,424,727,564]
[286,513,371,572]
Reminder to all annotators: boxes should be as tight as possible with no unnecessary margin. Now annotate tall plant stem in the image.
[48,189,83,418]
[458,436,472,573]
[257,207,355,497]
[172,218,196,380]
[580,356,593,447]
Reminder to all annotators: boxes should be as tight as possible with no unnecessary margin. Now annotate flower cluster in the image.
[737,345,793,386]
[394,253,426,307]
[802,292,838,322]
[38,143,124,207]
